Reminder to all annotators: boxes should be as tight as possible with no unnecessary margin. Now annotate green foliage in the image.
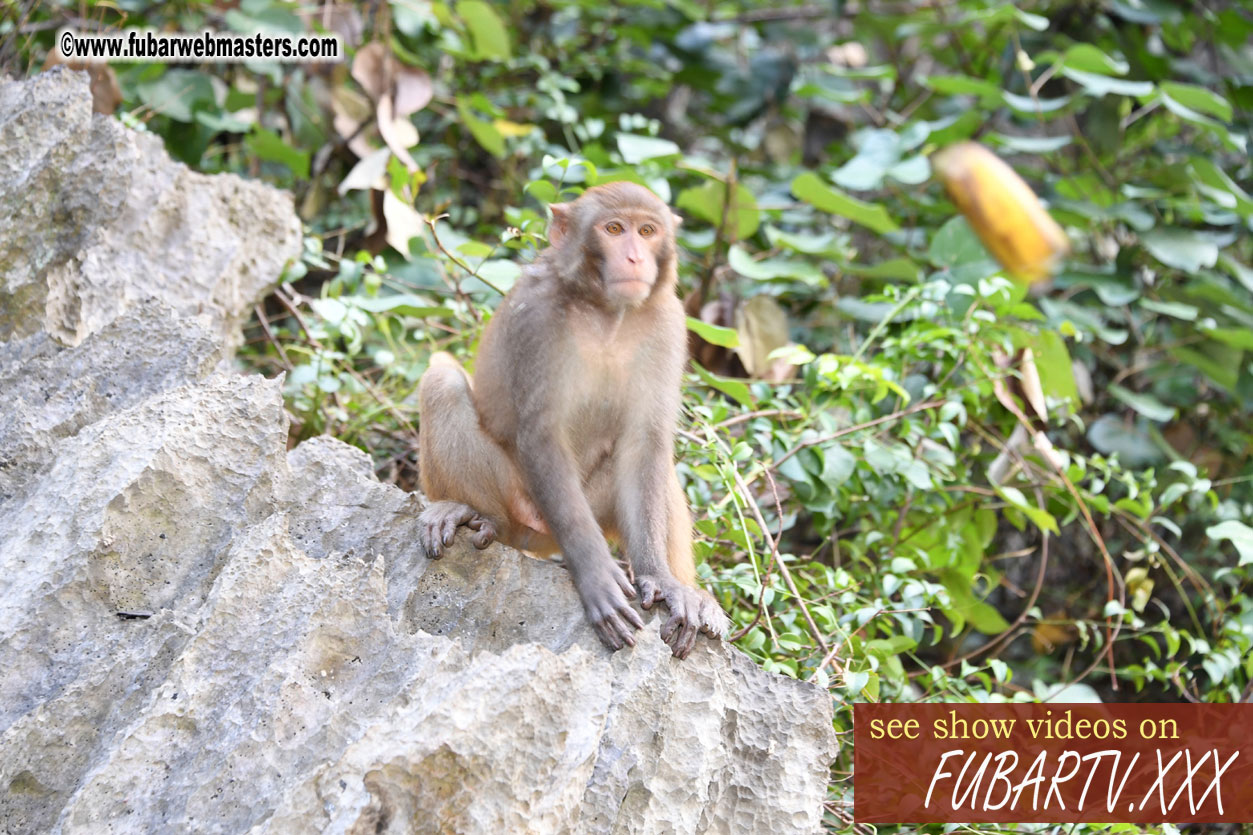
[11,1,1253,830]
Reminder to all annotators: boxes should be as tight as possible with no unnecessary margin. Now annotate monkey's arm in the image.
[615,423,729,658]
[514,420,646,650]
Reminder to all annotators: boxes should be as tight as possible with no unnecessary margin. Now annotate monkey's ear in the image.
[671,211,683,228]
[548,203,572,248]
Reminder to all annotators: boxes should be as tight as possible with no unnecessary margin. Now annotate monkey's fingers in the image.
[594,610,638,650]
[611,563,638,600]
[440,515,462,546]
[637,577,662,610]
[661,610,699,659]
[418,519,447,559]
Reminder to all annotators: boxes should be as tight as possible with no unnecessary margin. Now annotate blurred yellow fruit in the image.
[932,141,1070,283]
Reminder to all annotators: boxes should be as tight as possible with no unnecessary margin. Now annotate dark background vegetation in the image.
[5,0,1252,829]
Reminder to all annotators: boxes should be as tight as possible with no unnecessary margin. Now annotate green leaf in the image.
[245,127,310,178]
[1202,327,1253,350]
[923,74,1003,105]
[1220,255,1253,295]
[349,295,453,317]
[1108,384,1176,422]
[1190,157,1253,217]
[691,362,755,407]
[1003,92,1072,114]
[1086,415,1163,466]
[820,445,856,490]
[1061,68,1153,97]
[456,0,511,60]
[676,182,760,241]
[686,317,740,348]
[456,241,494,257]
[525,180,557,204]
[1170,341,1242,392]
[457,99,505,158]
[1139,298,1198,320]
[1159,93,1247,152]
[844,258,920,281]
[1160,82,1232,122]
[135,69,219,123]
[928,216,989,269]
[987,133,1071,154]
[791,172,898,234]
[887,155,930,185]
[1013,329,1079,405]
[727,246,825,285]
[939,569,1011,635]
[1059,44,1130,75]
[616,134,680,164]
[995,485,1059,535]
[927,109,983,143]
[966,600,1013,635]
[1141,228,1219,272]
[1207,521,1253,565]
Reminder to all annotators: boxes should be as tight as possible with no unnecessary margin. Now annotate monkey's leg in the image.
[623,460,732,658]
[417,353,547,557]
[664,470,697,586]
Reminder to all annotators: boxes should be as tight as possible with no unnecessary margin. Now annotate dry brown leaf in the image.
[1125,566,1154,613]
[1031,617,1078,654]
[383,189,423,258]
[351,41,389,102]
[339,146,391,194]
[331,86,376,158]
[734,295,789,379]
[377,94,419,171]
[1019,347,1048,422]
[394,66,434,117]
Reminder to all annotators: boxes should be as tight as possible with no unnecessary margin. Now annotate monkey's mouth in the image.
[610,279,653,292]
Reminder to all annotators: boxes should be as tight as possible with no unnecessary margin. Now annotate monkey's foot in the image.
[575,562,644,652]
[637,576,731,659]
[417,501,497,558]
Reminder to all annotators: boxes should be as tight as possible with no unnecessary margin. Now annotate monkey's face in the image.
[593,214,666,305]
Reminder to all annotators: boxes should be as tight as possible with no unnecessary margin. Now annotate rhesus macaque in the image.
[417,182,730,658]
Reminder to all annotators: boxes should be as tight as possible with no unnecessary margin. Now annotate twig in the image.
[771,399,944,472]
[423,213,505,308]
[254,303,293,371]
[730,465,831,657]
[714,408,804,429]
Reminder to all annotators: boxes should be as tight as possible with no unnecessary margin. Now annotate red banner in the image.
[854,703,1253,824]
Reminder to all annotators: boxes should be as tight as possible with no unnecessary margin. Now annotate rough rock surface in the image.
[0,70,836,835]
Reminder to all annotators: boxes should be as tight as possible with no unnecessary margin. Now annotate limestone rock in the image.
[0,70,836,835]
[0,67,302,346]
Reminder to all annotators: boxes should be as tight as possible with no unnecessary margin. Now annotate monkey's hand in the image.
[417,501,497,558]
[574,562,645,652]
[637,575,731,659]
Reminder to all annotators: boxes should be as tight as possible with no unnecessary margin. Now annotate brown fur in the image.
[417,183,729,658]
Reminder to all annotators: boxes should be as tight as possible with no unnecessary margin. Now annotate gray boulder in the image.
[0,69,836,835]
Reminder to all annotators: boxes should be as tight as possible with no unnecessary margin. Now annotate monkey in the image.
[416,182,730,659]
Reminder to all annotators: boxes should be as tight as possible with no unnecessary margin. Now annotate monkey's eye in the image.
[639,224,656,237]
[605,221,625,235]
